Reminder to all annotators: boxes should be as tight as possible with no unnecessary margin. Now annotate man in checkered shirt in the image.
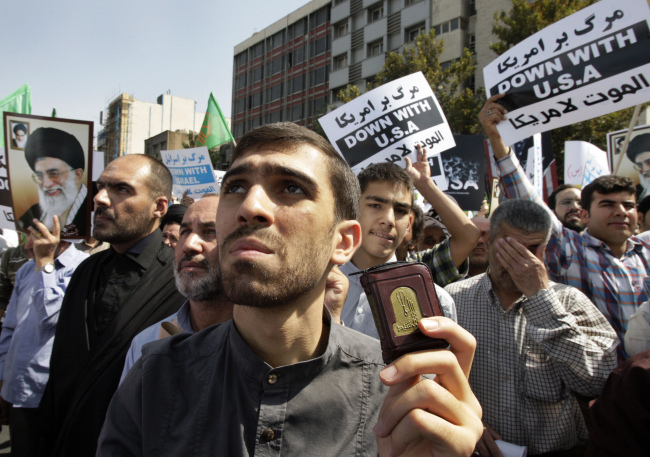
[446,198,617,456]
[481,94,650,362]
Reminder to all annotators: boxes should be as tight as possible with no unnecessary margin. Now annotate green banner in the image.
[195,93,233,149]
[0,84,32,148]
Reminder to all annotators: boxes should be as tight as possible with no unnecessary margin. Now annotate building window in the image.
[469,34,476,54]
[268,110,283,123]
[291,104,303,121]
[253,42,264,58]
[442,22,449,33]
[233,123,244,138]
[406,23,426,43]
[368,3,384,23]
[236,52,247,67]
[311,97,326,116]
[269,83,283,102]
[334,21,348,38]
[334,53,348,70]
[368,40,384,57]
[235,74,247,91]
[469,0,476,15]
[333,0,346,5]
[312,66,328,86]
[234,98,246,114]
[251,66,263,83]
[312,7,328,29]
[440,60,452,71]
[272,31,284,49]
[292,74,304,93]
[250,92,262,109]
[269,56,284,75]
[312,36,329,56]
[450,18,459,31]
[434,24,441,36]
[405,0,423,5]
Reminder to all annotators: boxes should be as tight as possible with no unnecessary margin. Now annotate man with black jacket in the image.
[38,154,185,457]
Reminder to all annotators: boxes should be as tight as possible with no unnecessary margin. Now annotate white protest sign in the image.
[564,141,610,186]
[161,147,218,199]
[484,0,650,146]
[319,72,455,187]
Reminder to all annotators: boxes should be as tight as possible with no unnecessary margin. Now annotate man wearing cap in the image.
[17,128,88,237]
[159,204,187,249]
[627,133,650,200]
[11,124,27,150]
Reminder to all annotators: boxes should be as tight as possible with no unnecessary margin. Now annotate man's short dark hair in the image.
[581,175,636,212]
[548,184,581,211]
[638,195,650,217]
[357,163,414,204]
[231,122,360,222]
[140,155,173,201]
[411,204,424,242]
[489,199,552,242]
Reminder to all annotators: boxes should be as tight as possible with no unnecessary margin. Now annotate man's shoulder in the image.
[141,321,228,362]
[444,273,483,295]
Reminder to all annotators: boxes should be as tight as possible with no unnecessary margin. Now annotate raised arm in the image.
[406,145,479,268]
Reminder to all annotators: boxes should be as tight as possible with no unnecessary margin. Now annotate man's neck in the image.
[232,286,329,368]
[109,225,158,254]
[352,249,393,271]
[468,263,486,278]
[605,240,628,259]
[188,297,234,333]
[488,271,522,311]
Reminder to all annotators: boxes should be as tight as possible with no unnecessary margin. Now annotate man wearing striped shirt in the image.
[481,94,650,362]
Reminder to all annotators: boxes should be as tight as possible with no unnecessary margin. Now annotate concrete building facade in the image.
[98,93,204,165]
[232,0,512,139]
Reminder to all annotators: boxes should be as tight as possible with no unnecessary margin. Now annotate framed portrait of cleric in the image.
[607,124,650,200]
[3,112,93,239]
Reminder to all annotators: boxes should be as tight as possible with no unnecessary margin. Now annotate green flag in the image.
[195,93,233,149]
[0,84,32,148]
[51,108,57,117]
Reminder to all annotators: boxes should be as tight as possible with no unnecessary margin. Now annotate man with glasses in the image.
[548,184,585,232]
[626,133,650,200]
[17,128,88,237]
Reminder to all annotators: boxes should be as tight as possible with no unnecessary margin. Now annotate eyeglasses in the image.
[633,158,650,172]
[32,169,73,184]
[558,199,581,207]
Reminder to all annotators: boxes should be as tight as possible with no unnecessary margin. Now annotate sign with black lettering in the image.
[484,0,650,146]
[161,147,218,198]
[319,72,455,187]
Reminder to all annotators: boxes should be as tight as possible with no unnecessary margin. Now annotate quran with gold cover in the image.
[359,261,448,364]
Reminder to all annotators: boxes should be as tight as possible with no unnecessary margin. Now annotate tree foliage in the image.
[491,0,637,175]
[182,130,222,168]
[333,29,486,135]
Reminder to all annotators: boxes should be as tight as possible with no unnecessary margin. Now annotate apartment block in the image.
[232,0,511,139]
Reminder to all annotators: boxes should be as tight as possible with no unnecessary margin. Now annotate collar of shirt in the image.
[482,270,527,313]
[103,229,163,270]
[582,229,645,257]
[176,300,193,333]
[228,311,335,386]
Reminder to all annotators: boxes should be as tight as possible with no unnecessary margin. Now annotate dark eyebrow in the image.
[222,162,319,194]
[96,180,135,192]
[364,195,411,210]
[599,198,634,206]
[180,220,215,230]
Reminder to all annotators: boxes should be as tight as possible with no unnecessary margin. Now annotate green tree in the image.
[491,0,637,175]
[327,29,486,135]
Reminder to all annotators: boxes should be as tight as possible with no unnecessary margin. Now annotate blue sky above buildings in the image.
[0,0,309,140]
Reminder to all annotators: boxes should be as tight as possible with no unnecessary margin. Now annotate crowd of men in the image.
[0,104,647,456]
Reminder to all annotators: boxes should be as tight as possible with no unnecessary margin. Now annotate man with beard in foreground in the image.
[38,154,185,457]
[548,184,585,233]
[17,128,89,237]
[98,123,483,456]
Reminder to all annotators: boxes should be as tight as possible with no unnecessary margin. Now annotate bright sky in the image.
[1,0,310,141]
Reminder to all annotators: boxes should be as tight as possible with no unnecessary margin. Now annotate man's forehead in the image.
[361,181,412,206]
[34,156,69,169]
[228,148,326,185]
[184,199,219,224]
[558,188,580,198]
[497,223,547,243]
[592,191,635,203]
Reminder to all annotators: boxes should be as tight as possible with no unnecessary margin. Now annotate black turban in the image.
[626,133,650,162]
[24,127,85,171]
[13,123,27,134]
[160,204,188,229]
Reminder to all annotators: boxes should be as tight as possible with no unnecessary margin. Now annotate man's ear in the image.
[74,168,84,184]
[152,196,169,219]
[580,208,590,225]
[330,220,362,266]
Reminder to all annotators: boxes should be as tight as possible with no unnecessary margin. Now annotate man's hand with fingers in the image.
[375,317,483,457]
[495,238,549,297]
[27,216,61,269]
[475,422,504,457]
